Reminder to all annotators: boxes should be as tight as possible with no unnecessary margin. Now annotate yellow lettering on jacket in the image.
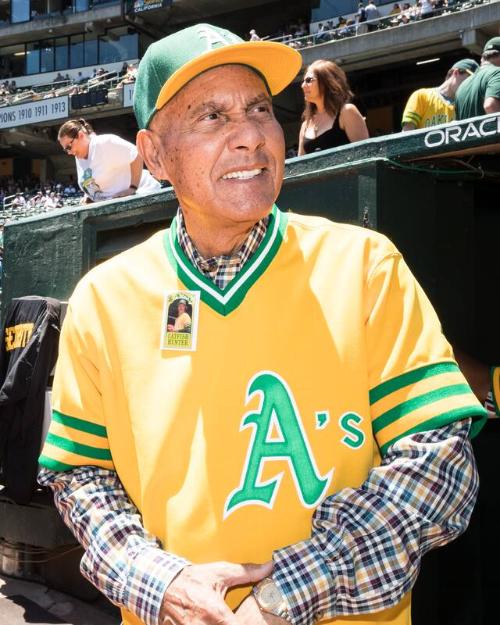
[5,323,34,352]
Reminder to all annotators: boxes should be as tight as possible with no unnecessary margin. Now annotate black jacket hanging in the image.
[0,296,61,504]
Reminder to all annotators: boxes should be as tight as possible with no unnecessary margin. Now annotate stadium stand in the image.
[267,0,492,48]
[0,0,498,226]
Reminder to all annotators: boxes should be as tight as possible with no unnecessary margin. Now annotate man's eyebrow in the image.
[188,100,220,119]
[246,92,273,109]
[188,92,272,119]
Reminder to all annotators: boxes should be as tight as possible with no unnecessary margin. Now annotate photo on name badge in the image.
[161,290,200,351]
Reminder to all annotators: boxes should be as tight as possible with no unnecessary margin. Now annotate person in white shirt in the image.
[365,0,380,31]
[57,118,161,203]
[420,0,435,19]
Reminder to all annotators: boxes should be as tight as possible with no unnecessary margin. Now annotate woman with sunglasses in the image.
[298,60,369,156]
[58,118,161,203]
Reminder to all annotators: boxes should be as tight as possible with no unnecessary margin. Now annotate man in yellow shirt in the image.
[39,24,486,625]
[402,58,478,130]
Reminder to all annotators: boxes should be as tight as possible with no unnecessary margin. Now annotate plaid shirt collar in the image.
[175,208,269,290]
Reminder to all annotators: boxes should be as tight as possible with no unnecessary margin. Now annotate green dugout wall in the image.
[4,112,500,363]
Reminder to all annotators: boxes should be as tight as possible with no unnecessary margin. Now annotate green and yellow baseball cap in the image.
[484,37,500,54]
[451,58,479,75]
[133,23,303,129]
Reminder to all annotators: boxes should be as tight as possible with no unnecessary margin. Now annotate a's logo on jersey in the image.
[315,411,330,429]
[339,412,365,449]
[223,371,333,518]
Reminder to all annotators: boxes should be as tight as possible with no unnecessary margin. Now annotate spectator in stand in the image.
[117,65,137,88]
[434,0,446,13]
[420,0,435,18]
[298,59,369,155]
[411,1,422,19]
[390,3,402,15]
[28,191,43,209]
[455,37,500,119]
[53,72,65,85]
[58,118,161,203]
[249,29,261,41]
[402,58,479,130]
[119,61,129,77]
[12,192,26,209]
[315,23,330,43]
[63,182,76,196]
[43,191,58,211]
[365,0,380,31]
[356,2,368,34]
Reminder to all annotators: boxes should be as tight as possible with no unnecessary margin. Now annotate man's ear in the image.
[136,129,168,180]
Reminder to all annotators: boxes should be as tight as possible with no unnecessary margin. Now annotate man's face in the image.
[178,302,186,314]
[143,65,285,230]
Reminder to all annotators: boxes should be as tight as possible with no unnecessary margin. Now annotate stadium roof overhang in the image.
[126,0,287,33]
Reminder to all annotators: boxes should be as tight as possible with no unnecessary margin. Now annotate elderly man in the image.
[39,23,486,625]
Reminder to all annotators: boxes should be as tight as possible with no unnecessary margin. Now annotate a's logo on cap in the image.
[197,25,240,51]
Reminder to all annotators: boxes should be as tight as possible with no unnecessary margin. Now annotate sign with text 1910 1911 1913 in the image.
[0,96,69,130]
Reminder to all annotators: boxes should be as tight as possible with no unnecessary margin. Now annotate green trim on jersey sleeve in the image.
[52,409,108,437]
[402,111,421,125]
[379,405,488,456]
[39,408,114,471]
[372,383,474,433]
[369,361,460,404]
[45,432,113,461]
[38,455,77,472]
[371,362,488,455]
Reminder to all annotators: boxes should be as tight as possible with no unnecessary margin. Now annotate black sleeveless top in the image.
[302,113,350,154]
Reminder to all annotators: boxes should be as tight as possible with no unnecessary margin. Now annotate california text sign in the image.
[0,96,69,130]
[424,115,500,149]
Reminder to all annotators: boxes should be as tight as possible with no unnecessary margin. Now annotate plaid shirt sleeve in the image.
[38,466,189,625]
[40,418,476,625]
[272,418,478,625]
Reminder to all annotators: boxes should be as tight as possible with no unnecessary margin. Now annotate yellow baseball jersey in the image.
[402,88,455,129]
[40,207,486,625]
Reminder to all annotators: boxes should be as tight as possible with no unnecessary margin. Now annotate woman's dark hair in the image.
[57,118,94,140]
[302,59,354,123]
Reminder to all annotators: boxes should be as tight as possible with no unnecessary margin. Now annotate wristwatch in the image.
[253,577,290,621]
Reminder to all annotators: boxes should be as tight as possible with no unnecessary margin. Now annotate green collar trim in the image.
[163,205,287,315]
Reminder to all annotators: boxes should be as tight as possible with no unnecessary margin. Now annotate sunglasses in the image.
[303,76,316,84]
[62,134,78,153]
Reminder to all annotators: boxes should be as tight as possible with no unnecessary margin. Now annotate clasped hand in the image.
[160,560,288,625]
